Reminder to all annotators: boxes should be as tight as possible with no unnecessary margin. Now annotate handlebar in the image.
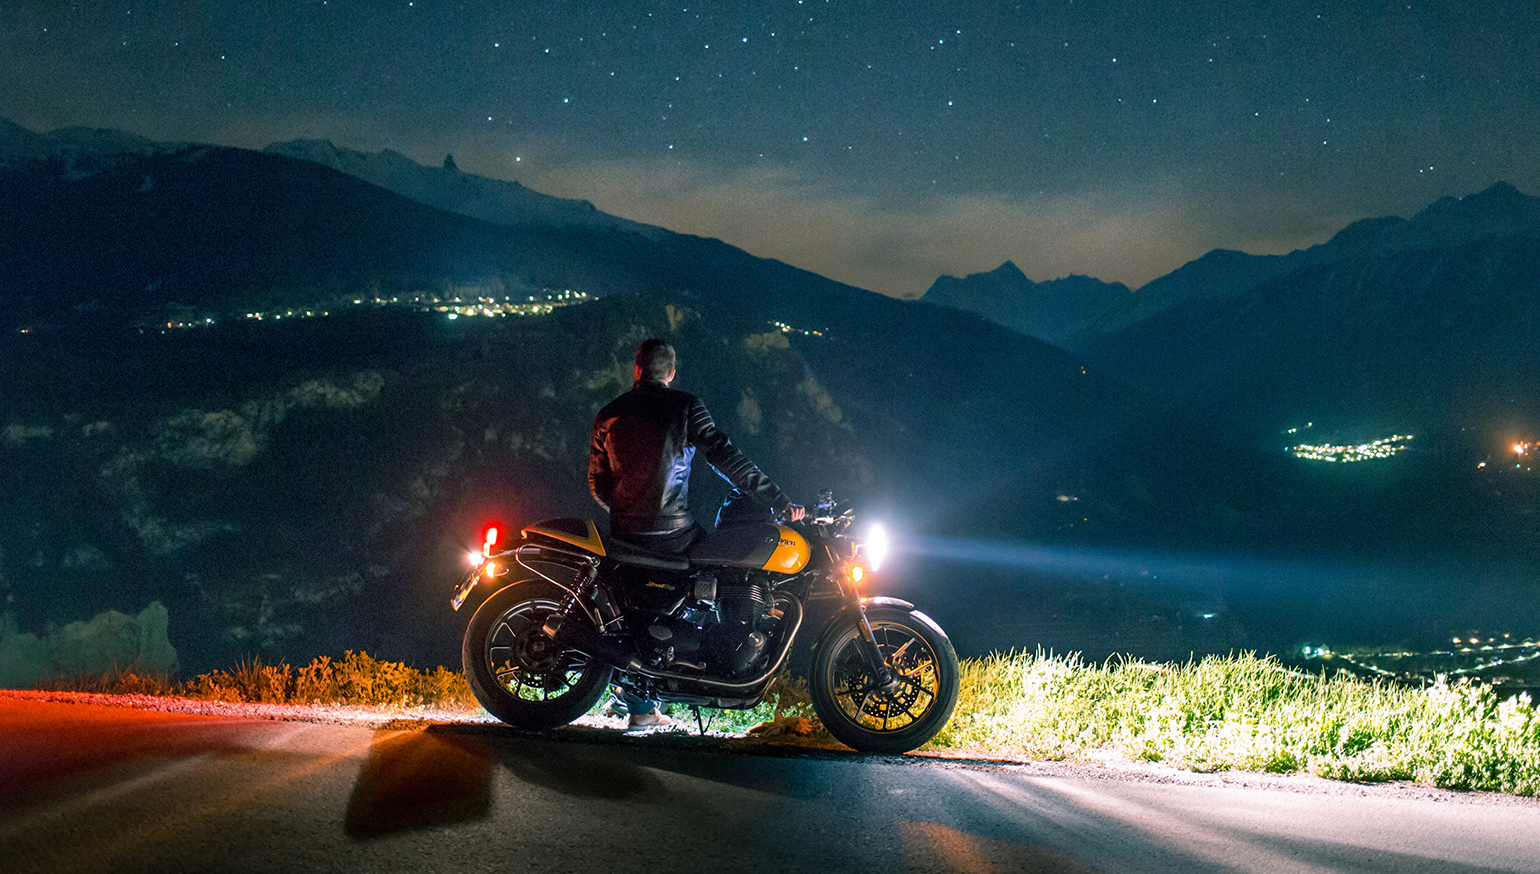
[776,491,854,530]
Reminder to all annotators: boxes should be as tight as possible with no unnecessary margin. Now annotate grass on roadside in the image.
[927,650,1540,796]
[42,650,478,711]
[38,649,1540,796]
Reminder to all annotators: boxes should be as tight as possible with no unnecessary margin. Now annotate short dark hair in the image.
[635,339,676,381]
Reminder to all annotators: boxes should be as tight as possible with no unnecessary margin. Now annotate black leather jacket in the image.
[589,379,791,535]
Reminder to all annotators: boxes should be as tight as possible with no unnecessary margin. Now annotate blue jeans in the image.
[620,688,659,717]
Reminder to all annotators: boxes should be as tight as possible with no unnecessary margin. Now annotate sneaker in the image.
[627,708,673,728]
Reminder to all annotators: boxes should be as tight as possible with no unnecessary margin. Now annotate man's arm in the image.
[588,418,613,512]
[685,397,793,513]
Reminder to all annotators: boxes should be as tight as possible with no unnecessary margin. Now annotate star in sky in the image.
[2,1,1536,296]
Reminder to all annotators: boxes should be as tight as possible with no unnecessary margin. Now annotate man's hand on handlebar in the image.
[785,503,806,522]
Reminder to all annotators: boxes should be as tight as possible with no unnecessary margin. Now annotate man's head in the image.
[634,339,677,385]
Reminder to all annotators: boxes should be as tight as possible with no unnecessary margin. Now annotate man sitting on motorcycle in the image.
[589,338,805,727]
[589,338,805,550]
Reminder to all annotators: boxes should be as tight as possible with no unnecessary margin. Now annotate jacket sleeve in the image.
[686,396,791,512]
[588,415,613,512]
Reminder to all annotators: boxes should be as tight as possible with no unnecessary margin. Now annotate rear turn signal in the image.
[483,526,500,557]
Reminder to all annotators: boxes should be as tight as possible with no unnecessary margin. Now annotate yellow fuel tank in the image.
[762,524,811,574]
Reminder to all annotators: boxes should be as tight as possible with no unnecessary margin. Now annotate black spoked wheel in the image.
[809,605,960,754]
[463,580,612,730]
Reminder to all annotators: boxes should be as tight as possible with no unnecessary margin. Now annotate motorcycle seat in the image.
[603,536,691,571]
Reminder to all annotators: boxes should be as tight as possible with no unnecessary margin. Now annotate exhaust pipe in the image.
[542,614,635,669]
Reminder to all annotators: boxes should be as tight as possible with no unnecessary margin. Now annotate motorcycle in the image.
[450,493,960,753]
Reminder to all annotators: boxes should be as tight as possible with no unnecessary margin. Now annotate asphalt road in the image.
[2,695,1538,873]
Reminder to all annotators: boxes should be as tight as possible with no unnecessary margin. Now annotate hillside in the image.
[1,128,1218,675]
[1084,185,1540,438]
[4,122,1537,679]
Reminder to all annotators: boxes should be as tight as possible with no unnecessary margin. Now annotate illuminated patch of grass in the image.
[582,669,816,733]
[38,663,178,697]
[62,650,480,709]
[184,651,478,709]
[695,671,816,733]
[927,651,1540,795]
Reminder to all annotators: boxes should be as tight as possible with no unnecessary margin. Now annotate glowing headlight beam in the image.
[864,523,890,572]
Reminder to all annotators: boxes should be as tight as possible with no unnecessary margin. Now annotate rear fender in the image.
[479,576,607,629]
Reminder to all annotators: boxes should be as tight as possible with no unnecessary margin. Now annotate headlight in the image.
[864,523,889,572]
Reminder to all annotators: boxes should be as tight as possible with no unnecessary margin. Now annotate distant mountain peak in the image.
[1397,180,1539,249]
[921,262,1130,347]
[991,260,1027,280]
[1473,180,1521,199]
[0,117,160,159]
[264,138,646,235]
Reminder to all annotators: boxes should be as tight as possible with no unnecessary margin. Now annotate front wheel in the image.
[809,605,961,754]
[463,580,612,730]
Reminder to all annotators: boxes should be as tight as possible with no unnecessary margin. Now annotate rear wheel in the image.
[809,606,960,754]
[463,580,611,730]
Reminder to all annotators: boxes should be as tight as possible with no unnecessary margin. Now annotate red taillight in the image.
[483,526,500,557]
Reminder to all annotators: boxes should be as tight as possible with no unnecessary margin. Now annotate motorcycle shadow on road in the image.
[343,724,497,839]
[342,720,876,839]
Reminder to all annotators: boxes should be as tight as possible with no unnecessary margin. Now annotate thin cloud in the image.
[492,155,1345,297]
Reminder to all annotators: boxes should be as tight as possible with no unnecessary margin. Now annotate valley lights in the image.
[1291,434,1413,462]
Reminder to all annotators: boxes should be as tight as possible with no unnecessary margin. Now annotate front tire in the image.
[463,580,612,730]
[809,606,961,754]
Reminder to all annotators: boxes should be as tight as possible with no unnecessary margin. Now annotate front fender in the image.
[860,596,915,612]
[813,596,953,647]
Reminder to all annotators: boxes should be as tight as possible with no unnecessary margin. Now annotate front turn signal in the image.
[848,564,867,584]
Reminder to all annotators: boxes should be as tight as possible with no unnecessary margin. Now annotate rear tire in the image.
[809,606,960,754]
[463,580,612,730]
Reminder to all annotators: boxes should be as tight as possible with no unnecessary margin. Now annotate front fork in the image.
[845,583,902,693]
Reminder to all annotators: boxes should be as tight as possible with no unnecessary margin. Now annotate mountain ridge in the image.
[3,119,1536,673]
[922,182,1540,351]
[263,138,665,239]
[922,263,1133,348]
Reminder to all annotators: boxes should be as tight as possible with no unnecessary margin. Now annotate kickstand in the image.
[691,705,713,735]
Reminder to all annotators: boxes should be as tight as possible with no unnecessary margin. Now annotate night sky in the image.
[3,1,1537,297]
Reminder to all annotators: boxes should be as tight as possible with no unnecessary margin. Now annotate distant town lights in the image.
[1291,434,1413,463]
[229,289,591,326]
